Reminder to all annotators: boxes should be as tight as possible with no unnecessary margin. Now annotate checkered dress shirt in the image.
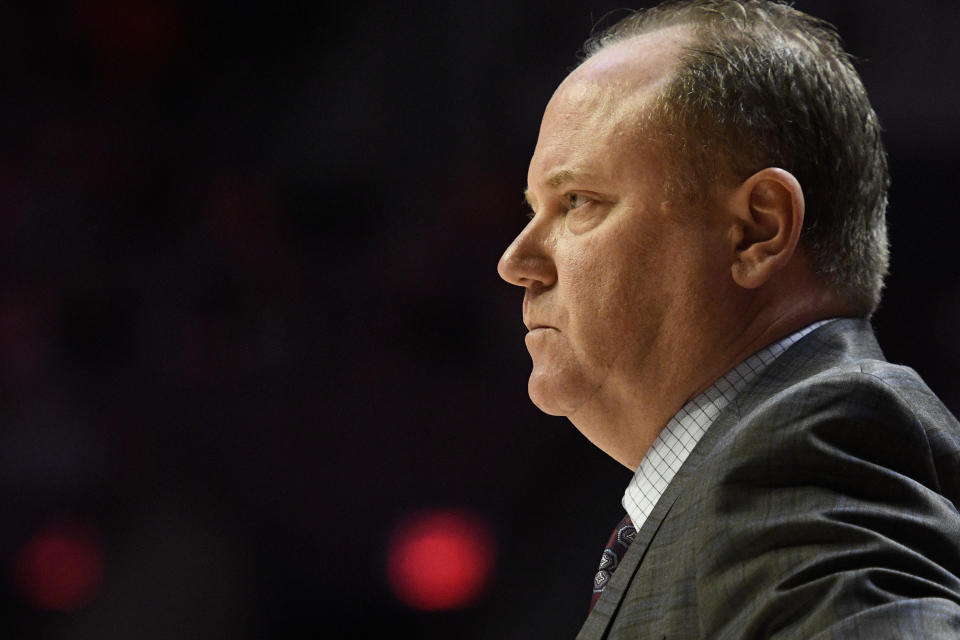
[622,320,834,531]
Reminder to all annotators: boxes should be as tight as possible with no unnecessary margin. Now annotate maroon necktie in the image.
[589,514,636,612]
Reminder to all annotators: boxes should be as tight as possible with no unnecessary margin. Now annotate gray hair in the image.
[584,0,890,315]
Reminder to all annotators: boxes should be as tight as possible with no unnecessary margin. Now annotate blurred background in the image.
[0,0,957,637]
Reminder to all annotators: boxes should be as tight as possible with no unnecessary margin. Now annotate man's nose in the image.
[497,219,557,289]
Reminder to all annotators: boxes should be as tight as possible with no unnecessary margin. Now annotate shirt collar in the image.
[621,319,835,530]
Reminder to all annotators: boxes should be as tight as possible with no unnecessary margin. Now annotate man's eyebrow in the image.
[524,168,579,207]
[546,168,577,188]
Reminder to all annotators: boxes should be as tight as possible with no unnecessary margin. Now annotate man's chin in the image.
[527,374,579,417]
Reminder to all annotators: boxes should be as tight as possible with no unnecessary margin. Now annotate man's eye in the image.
[567,193,590,209]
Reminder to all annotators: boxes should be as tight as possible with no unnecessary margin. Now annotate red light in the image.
[387,509,495,611]
[14,521,104,612]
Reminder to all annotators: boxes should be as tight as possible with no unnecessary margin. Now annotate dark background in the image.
[0,1,957,638]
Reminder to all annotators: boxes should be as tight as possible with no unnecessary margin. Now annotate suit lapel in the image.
[576,487,682,639]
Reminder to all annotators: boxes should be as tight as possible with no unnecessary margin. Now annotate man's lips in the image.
[525,322,558,332]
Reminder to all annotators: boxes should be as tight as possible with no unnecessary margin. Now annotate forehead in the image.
[528,27,692,188]
[571,26,692,95]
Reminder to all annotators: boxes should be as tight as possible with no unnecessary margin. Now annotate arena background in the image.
[1,1,958,637]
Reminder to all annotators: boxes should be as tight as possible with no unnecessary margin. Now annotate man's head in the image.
[498,1,886,467]
[584,0,890,315]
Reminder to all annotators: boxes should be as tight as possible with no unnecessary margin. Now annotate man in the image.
[497,1,960,638]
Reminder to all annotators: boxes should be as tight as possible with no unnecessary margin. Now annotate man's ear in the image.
[728,167,805,289]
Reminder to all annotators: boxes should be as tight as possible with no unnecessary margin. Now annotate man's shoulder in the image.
[736,318,956,434]
[759,353,951,424]
[697,326,960,520]
[743,324,957,439]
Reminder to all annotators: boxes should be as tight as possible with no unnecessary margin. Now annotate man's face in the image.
[498,31,731,423]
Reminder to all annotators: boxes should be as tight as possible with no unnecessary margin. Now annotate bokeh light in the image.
[13,519,104,612]
[387,509,495,612]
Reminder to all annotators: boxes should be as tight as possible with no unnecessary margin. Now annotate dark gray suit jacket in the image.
[578,319,960,639]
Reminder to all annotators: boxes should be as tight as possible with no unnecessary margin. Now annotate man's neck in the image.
[569,287,858,471]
